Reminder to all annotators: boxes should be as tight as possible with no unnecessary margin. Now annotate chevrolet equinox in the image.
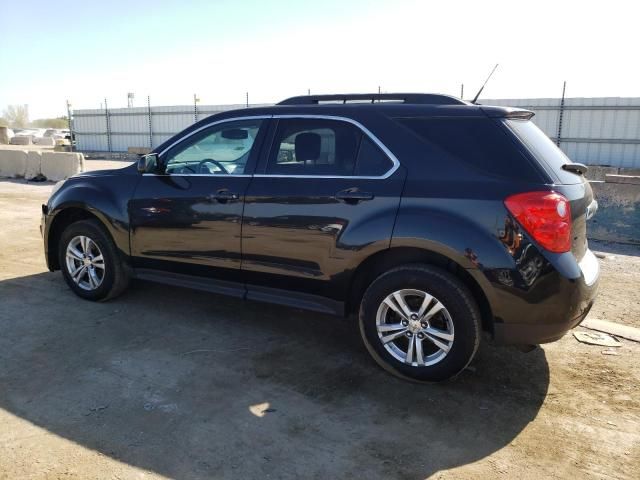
[41,93,599,381]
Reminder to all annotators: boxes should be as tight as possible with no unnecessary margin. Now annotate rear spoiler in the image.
[481,106,535,120]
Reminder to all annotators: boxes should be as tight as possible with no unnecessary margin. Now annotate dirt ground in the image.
[1,164,639,479]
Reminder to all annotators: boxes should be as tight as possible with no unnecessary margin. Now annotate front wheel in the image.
[359,264,481,382]
[58,219,129,301]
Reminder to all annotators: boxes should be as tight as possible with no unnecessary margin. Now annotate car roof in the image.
[153,93,531,154]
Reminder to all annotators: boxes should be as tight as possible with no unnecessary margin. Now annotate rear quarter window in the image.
[505,119,582,184]
[396,117,543,182]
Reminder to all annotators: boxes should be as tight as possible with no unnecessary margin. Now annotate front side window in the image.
[267,119,362,176]
[164,120,262,175]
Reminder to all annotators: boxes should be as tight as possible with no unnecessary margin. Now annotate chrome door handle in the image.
[335,189,374,204]
[207,190,239,203]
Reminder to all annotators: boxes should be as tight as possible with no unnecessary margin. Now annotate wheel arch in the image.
[47,207,113,271]
[347,247,494,334]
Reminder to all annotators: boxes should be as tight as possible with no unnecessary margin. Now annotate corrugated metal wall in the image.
[73,97,640,167]
[482,97,640,167]
[73,104,268,152]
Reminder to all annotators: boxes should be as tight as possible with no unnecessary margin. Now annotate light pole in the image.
[194,94,200,123]
[66,100,73,150]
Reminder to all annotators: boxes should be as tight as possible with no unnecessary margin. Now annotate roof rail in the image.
[277,93,467,106]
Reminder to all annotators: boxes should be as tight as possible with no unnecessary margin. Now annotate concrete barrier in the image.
[0,150,27,177]
[0,148,84,180]
[0,127,9,145]
[25,151,42,179]
[10,136,31,145]
[34,136,56,146]
[590,180,640,244]
[41,152,84,181]
[128,146,152,155]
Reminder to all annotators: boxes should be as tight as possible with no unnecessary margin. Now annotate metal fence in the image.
[73,97,640,168]
[73,101,270,153]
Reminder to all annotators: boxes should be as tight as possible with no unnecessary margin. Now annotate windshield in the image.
[505,119,582,184]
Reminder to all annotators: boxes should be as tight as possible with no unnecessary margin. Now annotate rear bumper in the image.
[494,298,595,344]
[492,249,600,345]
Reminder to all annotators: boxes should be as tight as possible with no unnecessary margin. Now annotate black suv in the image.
[41,93,599,381]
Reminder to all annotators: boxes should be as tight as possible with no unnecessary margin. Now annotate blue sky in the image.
[1,0,639,118]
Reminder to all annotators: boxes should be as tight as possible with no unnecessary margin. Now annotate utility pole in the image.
[147,95,153,149]
[193,94,200,123]
[246,91,249,108]
[66,100,73,150]
[104,98,111,153]
[460,84,464,100]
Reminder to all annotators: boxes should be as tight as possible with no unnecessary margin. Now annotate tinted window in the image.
[354,136,393,176]
[396,117,542,181]
[506,119,581,184]
[267,119,362,176]
[165,120,262,175]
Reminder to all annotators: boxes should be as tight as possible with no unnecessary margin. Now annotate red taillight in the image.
[504,191,572,253]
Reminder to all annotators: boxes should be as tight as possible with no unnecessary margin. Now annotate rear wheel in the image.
[359,264,481,382]
[58,219,129,301]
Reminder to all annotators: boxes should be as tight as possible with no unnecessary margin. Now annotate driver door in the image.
[129,118,267,284]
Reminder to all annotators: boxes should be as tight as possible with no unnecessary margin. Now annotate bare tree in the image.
[2,105,29,128]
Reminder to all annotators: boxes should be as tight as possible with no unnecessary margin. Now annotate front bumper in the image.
[493,249,600,345]
[41,204,54,271]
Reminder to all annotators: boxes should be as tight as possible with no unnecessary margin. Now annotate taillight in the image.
[504,191,572,253]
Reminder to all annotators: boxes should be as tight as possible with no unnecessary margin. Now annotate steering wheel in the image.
[197,158,229,174]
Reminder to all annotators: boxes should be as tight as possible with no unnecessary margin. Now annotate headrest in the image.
[295,132,321,162]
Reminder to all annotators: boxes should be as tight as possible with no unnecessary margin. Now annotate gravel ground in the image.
[0,172,638,480]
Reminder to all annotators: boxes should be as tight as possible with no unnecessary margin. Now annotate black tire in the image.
[58,219,130,301]
[359,264,481,382]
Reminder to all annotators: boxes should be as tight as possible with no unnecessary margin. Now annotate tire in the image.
[359,264,481,382]
[58,219,130,301]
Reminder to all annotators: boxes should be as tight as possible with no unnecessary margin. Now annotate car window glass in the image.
[354,136,393,176]
[396,117,541,182]
[267,119,362,176]
[165,120,262,175]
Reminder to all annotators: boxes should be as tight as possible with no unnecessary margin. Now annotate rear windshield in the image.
[505,119,581,184]
[396,117,542,182]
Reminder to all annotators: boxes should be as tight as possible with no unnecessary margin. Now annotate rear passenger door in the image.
[241,117,406,312]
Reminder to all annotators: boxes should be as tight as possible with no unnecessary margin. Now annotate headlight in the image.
[49,180,66,199]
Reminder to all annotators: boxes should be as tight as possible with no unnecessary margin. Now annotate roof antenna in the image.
[471,64,499,104]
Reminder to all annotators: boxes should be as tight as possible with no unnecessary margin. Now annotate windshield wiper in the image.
[561,162,588,175]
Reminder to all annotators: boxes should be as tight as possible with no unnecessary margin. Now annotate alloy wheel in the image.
[375,289,455,367]
[65,235,105,291]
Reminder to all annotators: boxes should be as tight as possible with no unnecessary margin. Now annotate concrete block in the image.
[586,165,619,181]
[0,150,27,177]
[41,151,83,181]
[78,153,86,172]
[128,146,152,155]
[25,151,42,179]
[10,136,31,145]
[0,126,9,145]
[605,174,640,185]
[34,136,56,146]
[589,181,640,244]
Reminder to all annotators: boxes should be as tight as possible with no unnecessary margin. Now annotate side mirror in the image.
[137,153,159,174]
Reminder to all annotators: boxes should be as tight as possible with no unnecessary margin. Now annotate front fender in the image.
[46,173,140,261]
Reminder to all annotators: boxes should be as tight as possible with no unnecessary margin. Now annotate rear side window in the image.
[266,118,394,177]
[267,119,362,176]
[354,136,393,176]
[396,117,542,182]
[505,119,581,184]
